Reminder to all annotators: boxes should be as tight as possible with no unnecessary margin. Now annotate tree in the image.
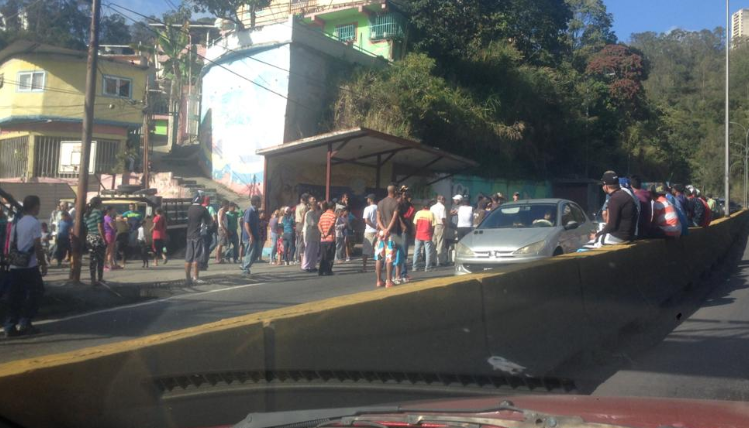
[565,0,616,51]
[100,14,131,45]
[189,0,270,30]
[0,0,89,49]
[130,19,157,46]
[400,0,571,65]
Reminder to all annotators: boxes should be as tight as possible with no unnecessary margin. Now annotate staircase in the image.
[156,148,249,207]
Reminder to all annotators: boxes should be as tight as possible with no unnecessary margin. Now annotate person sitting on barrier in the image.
[593,171,637,246]
[688,186,709,227]
[667,184,690,237]
[650,183,682,238]
[630,175,652,239]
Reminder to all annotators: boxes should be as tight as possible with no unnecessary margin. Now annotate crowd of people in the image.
[0,174,732,338]
[586,171,722,248]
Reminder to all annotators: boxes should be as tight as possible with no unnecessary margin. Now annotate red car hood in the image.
[396,395,749,428]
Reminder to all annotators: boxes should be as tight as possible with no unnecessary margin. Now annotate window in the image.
[561,204,574,225]
[17,70,45,92]
[334,24,356,42]
[102,75,132,98]
[570,204,587,224]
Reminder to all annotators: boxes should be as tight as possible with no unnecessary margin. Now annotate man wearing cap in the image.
[595,171,638,245]
[513,192,520,202]
[430,195,448,266]
[361,193,378,273]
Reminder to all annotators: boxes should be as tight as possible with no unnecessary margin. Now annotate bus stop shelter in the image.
[256,127,478,209]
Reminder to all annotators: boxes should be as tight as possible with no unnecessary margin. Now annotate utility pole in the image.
[725,0,731,216]
[142,82,150,189]
[71,0,100,282]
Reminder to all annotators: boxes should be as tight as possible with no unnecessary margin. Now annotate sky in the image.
[124,0,749,43]
[606,0,749,42]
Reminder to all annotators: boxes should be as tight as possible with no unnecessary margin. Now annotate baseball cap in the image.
[366,193,376,201]
[496,192,505,200]
[452,194,463,201]
[652,182,668,195]
[601,171,619,185]
[513,191,520,196]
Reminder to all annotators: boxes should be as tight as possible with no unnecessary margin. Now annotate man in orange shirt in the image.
[317,201,337,276]
[650,183,682,238]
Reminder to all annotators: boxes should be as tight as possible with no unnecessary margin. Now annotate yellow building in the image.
[0,40,149,179]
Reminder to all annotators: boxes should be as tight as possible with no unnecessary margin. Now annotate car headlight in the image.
[513,240,547,256]
[456,242,474,258]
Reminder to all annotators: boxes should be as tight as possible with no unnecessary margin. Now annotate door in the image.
[569,203,591,250]
[558,203,577,253]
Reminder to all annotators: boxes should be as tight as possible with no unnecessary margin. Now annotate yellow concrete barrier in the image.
[0,212,745,428]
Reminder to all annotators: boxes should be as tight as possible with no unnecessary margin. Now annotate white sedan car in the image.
[455,198,596,275]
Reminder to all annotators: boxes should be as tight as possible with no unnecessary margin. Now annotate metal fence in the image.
[34,136,120,178]
[0,136,29,178]
[370,13,405,41]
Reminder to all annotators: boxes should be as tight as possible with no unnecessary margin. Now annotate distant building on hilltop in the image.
[732,8,749,48]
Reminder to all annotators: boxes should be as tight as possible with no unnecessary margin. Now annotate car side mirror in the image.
[564,221,579,230]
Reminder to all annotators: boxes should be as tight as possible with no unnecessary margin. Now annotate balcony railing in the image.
[369,12,405,40]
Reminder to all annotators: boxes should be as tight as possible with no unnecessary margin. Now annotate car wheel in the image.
[553,247,563,256]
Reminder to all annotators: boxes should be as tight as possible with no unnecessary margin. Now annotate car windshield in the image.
[479,204,558,229]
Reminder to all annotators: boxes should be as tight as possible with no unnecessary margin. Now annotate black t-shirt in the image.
[377,196,400,235]
[187,204,212,240]
[598,189,637,241]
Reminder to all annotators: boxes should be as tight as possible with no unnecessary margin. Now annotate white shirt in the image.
[363,204,378,233]
[430,202,446,225]
[457,206,474,228]
[10,215,41,269]
[137,226,146,242]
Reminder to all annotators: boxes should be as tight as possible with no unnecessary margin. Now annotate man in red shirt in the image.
[412,201,437,272]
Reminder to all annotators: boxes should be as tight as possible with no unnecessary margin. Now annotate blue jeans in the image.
[412,239,434,271]
[225,231,239,262]
[282,232,294,263]
[401,233,410,277]
[270,233,279,262]
[241,237,261,273]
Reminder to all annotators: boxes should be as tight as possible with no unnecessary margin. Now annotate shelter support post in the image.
[326,143,332,201]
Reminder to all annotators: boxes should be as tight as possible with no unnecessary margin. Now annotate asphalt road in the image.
[0,262,454,363]
[564,237,749,400]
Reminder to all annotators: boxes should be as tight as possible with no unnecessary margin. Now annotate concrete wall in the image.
[200,45,291,196]
[0,212,746,428]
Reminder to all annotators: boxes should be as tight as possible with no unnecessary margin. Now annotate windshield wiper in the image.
[233,401,589,428]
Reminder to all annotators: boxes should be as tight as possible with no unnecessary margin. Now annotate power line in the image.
[106,2,317,111]
[107,1,378,99]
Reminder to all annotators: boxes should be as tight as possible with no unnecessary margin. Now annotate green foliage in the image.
[0,0,90,50]
[100,14,131,45]
[189,0,269,29]
[398,0,571,65]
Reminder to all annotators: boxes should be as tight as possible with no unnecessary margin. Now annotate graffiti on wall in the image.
[200,45,290,196]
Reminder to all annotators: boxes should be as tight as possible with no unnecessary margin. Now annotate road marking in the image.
[35,282,267,326]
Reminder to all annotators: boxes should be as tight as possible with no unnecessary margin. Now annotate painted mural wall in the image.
[200,45,291,195]
[406,175,552,203]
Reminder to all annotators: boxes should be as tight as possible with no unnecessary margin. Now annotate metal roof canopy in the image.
[256,127,477,201]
